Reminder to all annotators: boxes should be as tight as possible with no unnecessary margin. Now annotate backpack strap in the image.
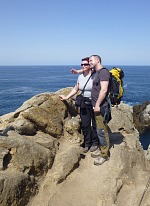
[97,68,110,81]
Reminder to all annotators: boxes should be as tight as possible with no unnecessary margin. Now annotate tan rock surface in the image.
[0,90,149,206]
[29,131,150,206]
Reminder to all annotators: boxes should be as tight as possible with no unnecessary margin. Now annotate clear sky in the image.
[0,0,150,65]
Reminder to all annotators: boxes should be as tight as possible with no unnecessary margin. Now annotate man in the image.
[71,55,110,165]
[89,55,110,165]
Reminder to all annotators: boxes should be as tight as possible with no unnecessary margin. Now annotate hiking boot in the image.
[83,147,89,153]
[91,148,101,158]
[90,145,98,152]
[94,156,109,166]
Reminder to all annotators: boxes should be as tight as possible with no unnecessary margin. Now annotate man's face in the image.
[89,56,97,69]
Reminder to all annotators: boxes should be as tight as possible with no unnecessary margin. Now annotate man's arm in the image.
[94,81,109,113]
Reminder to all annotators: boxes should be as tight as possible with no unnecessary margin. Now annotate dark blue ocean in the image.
[0,65,150,149]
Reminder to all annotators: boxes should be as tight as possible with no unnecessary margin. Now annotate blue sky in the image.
[0,0,150,65]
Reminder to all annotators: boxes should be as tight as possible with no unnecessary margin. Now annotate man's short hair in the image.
[90,55,101,64]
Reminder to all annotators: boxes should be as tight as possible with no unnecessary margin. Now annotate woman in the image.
[59,57,98,153]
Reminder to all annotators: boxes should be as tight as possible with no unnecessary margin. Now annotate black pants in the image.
[80,104,99,148]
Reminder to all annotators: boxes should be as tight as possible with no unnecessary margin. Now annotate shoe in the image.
[90,145,98,152]
[83,147,89,153]
[91,148,101,158]
[94,156,109,165]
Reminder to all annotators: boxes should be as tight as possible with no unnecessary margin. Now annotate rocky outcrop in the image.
[0,89,150,206]
[133,101,150,134]
[0,88,80,206]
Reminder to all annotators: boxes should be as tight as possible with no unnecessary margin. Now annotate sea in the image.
[0,65,150,149]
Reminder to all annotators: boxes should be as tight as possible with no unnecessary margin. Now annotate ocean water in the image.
[0,65,150,148]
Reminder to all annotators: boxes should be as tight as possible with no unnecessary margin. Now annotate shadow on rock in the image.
[109,130,124,148]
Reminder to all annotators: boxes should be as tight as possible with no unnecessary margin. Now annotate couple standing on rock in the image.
[59,55,110,165]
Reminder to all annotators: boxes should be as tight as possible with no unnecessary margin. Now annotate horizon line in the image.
[0,64,150,67]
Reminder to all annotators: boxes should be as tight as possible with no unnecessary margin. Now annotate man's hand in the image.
[94,104,100,113]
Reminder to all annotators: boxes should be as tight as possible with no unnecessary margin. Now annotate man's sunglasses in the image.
[81,63,89,66]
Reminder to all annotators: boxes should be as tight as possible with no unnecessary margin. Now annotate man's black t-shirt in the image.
[91,68,110,107]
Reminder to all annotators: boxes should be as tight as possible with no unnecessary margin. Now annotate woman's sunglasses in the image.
[81,63,89,66]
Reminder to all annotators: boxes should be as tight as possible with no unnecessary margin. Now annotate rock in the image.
[21,106,63,137]
[64,115,82,143]
[0,131,56,176]
[0,147,10,171]
[145,145,150,160]
[0,171,36,206]
[143,104,150,122]
[0,89,150,206]
[108,103,135,134]
[51,145,81,184]
[12,118,36,135]
[133,101,150,134]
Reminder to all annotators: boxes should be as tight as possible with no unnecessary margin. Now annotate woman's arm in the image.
[71,68,83,74]
[59,84,79,100]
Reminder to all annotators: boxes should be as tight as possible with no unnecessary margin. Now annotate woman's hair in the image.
[82,57,89,62]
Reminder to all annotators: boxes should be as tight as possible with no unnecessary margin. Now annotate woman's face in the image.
[81,60,90,72]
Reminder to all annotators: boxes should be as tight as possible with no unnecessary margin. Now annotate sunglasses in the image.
[81,63,89,66]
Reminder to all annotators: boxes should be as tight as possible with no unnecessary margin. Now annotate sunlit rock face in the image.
[0,89,149,206]
[133,101,150,134]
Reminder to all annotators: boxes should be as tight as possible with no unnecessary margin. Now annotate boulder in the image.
[0,171,36,206]
[0,131,56,176]
[108,103,135,134]
[133,101,150,134]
